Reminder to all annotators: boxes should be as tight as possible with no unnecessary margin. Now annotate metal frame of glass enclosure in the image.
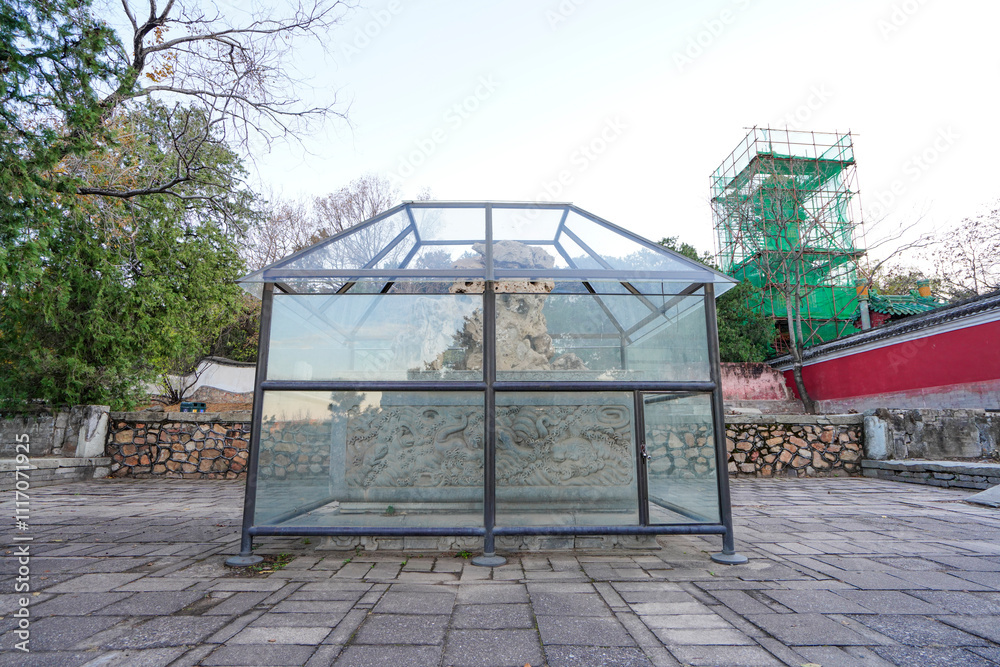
[230,202,747,566]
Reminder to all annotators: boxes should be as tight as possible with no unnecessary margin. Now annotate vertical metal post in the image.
[705,283,748,565]
[634,391,650,526]
[474,205,505,567]
[226,282,275,567]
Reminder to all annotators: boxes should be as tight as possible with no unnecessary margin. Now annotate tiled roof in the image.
[867,292,940,316]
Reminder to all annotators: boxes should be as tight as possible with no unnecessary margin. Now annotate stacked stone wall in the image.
[2,405,109,458]
[106,412,866,480]
[724,415,864,477]
[645,423,716,479]
[257,419,332,481]
[869,409,998,460]
[107,412,251,479]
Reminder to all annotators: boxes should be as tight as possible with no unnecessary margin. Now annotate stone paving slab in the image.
[3,477,1000,665]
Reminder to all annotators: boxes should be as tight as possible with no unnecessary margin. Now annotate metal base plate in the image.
[471,554,507,567]
[710,551,749,565]
[225,554,264,567]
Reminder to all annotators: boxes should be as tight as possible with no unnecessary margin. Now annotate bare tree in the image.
[312,172,402,238]
[865,262,936,295]
[69,0,353,204]
[240,174,438,276]
[242,193,317,270]
[930,203,1000,300]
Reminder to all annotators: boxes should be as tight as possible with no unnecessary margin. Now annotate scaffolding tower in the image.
[711,128,865,351]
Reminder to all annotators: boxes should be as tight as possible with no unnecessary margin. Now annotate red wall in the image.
[721,363,792,401]
[782,319,1000,400]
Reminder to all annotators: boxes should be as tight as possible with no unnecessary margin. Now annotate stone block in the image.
[73,405,110,457]
[451,604,534,629]
[354,614,448,645]
[746,613,872,646]
[535,615,635,647]
[201,645,317,666]
[444,630,544,667]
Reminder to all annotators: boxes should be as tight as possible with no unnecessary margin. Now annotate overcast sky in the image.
[241,0,999,262]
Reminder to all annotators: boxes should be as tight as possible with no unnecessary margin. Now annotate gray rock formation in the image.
[425,241,586,373]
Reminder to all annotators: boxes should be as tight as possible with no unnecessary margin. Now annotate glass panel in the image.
[575,281,706,296]
[562,211,698,274]
[555,230,604,271]
[267,294,483,381]
[495,392,638,527]
[492,207,565,242]
[643,393,721,524]
[492,240,565,272]
[270,210,412,274]
[495,293,710,382]
[253,391,484,528]
[404,244,483,271]
[545,281,705,295]
[412,206,485,242]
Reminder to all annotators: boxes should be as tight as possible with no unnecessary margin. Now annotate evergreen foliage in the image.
[1,93,252,409]
[659,237,776,362]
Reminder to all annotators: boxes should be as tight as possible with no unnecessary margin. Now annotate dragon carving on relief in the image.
[345,402,633,489]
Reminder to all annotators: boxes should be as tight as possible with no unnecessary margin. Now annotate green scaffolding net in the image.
[712,128,865,350]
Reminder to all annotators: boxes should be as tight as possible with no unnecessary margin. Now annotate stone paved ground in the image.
[3,477,1000,666]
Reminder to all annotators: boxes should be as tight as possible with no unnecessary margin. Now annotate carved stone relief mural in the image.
[343,401,634,491]
[419,240,587,373]
[344,405,485,490]
[494,404,633,487]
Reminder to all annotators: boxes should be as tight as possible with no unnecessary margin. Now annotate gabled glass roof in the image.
[239,202,735,296]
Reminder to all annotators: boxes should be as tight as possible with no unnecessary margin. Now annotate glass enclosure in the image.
[234,202,744,562]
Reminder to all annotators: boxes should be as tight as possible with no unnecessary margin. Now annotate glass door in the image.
[640,392,722,524]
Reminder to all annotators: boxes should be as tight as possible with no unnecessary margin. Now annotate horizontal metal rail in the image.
[493,381,715,393]
[258,381,716,393]
[493,525,727,536]
[248,525,725,537]
[260,381,486,392]
[249,526,486,537]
